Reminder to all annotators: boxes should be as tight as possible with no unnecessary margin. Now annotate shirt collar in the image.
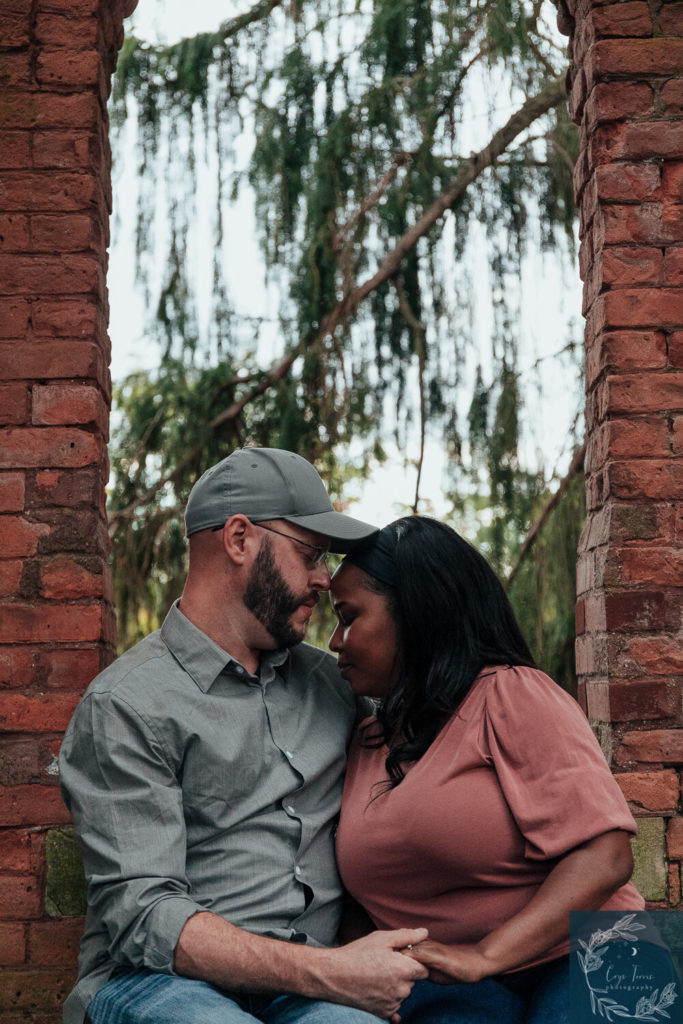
[160,600,289,693]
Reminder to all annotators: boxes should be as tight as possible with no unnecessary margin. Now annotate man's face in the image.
[242,522,330,648]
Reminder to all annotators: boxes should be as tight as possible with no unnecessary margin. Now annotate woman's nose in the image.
[329,623,342,652]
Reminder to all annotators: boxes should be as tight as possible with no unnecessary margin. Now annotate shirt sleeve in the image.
[482,666,638,861]
[59,690,202,973]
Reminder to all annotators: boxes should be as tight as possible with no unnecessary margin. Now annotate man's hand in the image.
[314,928,429,1021]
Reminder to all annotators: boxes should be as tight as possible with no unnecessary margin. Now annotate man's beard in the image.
[243,537,315,648]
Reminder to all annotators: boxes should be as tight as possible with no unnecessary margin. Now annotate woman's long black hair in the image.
[355,516,536,787]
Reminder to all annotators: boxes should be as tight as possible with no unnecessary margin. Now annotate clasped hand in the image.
[403,939,492,986]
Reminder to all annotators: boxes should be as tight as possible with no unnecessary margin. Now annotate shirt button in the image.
[295,865,302,876]
[285,751,294,759]
[286,805,295,814]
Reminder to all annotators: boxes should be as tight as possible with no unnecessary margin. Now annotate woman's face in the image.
[329,562,398,698]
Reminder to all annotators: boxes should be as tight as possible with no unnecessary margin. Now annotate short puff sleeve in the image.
[483,666,637,861]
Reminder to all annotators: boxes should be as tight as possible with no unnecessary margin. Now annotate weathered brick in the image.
[32,299,103,339]
[600,372,683,415]
[0,648,35,690]
[0,922,25,966]
[0,561,23,598]
[28,919,82,966]
[40,558,104,599]
[0,738,60,785]
[605,590,676,632]
[668,862,681,906]
[0,384,29,425]
[671,331,683,368]
[596,287,683,330]
[0,785,70,828]
[0,12,31,49]
[602,246,664,288]
[615,770,680,813]
[589,123,683,169]
[586,330,666,387]
[34,15,99,49]
[630,817,667,901]
[0,830,31,873]
[593,158,659,208]
[661,78,683,116]
[672,409,683,449]
[0,52,32,89]
[620,636,683,677]
[0,473,25,512]
[0,214,30,251]
[0,428,101,469]
[0,967,74,1010]
[588,2,652,38]
[0,603,103,643]
[33,129,107,172]
[0,339,106,383]
[584,678,611,721]
[667,817,683,858]
[0,132,30,170]
[0,298,29,339]
[0,256,103,297]
[0,876,42,920]
[0,694,81,734]
[32,646,104,691]
[589,418,671,467]
[617,730,683,765]
[598,204,683,247]
[588,39,683,83]
[609,678,679,720]
[33,467,106,507]
[662,164,683,205]
[29,214,103,254]
[36,508,109,557]
[0,517,51,558]
[32,384,108,435]
[665,248,683,287]
[0,172,100,213]
[659,5,683,34]
[36,49,102,89]
[609,460,683,501]
[617,544,683,586]
[0,92,99,130]
[584,82,653,124]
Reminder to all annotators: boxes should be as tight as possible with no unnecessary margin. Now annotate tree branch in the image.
[108,76,568,535]
[219,0,288,41]
[505,442,585,589]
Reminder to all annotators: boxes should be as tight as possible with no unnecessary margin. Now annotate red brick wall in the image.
[558,0,683,905]
[0,1,135,1019]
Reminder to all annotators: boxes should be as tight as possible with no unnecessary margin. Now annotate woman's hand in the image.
[406,940,492,985]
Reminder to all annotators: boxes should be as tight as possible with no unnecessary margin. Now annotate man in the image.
[59,447,427,1024]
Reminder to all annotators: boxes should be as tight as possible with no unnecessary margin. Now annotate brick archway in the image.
[0,1,681,1019]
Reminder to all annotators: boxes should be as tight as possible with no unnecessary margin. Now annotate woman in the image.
[330,516,644,1024]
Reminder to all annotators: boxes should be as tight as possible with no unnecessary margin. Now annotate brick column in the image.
[0,1,136,1020]
[560,0,683,907]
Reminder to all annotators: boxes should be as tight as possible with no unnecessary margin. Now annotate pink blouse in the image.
[336,665,644,968]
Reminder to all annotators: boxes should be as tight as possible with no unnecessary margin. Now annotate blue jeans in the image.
[398,956,570,1024]
[87,968,385,1024]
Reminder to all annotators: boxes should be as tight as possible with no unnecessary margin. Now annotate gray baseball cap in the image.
[184,447,378,553]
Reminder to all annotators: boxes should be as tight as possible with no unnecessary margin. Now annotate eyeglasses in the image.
[252,522,329,569]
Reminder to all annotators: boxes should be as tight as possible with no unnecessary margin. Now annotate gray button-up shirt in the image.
[59,601,357,1024]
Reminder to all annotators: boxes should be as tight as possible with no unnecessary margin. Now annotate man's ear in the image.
[221,515,254,565]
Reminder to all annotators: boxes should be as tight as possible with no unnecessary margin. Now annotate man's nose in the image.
[310,561,331,589]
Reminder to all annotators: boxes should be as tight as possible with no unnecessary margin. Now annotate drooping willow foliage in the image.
[108,0,585,688]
